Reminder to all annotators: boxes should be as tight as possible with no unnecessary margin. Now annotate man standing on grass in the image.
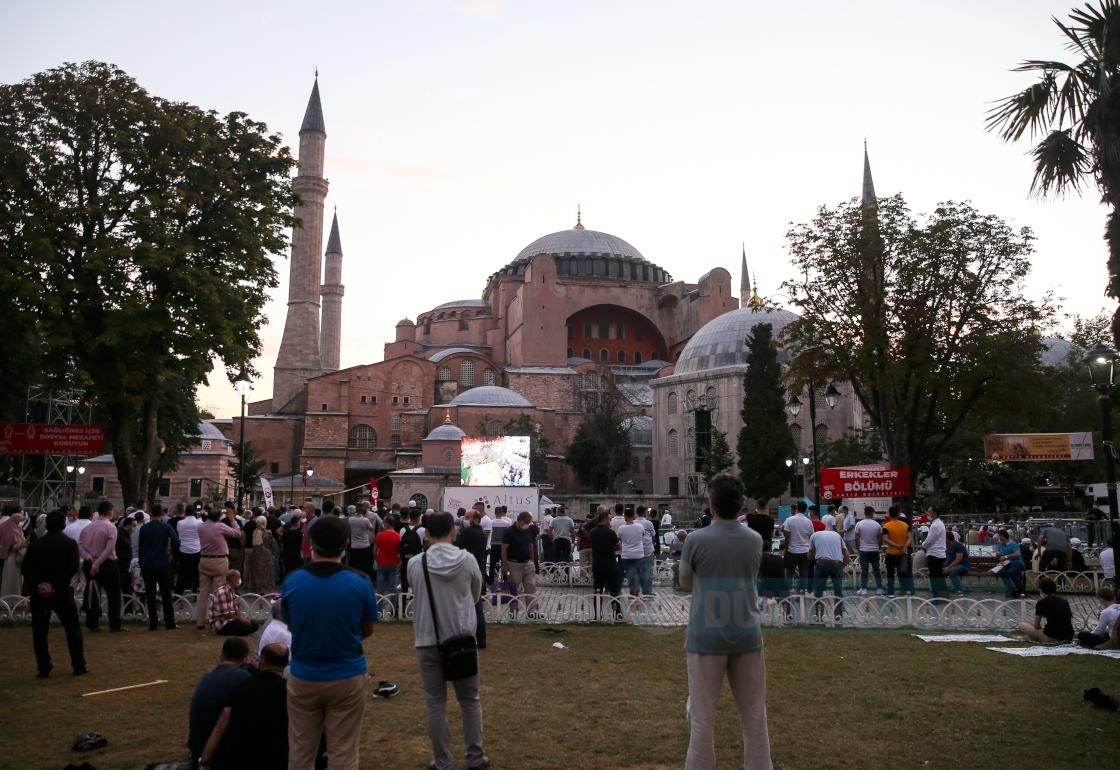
[781,501,813,594]
[22,510,87,678]
[78,500,123,632]
[854,507,883,596]
[138,502,179,631]
[679,472,771,769]
[920,506,947,599]
[283,515,380,770]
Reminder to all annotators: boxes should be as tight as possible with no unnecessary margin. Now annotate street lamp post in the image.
[1084,342,1120,539]
[786,380,841,504]
[233,367,252,511]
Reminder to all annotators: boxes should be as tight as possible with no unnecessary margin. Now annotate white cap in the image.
[1070,537,1082,546]
[1021,537,1031,544]
[407,499,417,507]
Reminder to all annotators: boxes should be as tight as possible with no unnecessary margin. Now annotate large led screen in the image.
[460,435,531,487]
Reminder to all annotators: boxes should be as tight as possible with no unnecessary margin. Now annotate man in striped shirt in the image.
[78,500,123,632]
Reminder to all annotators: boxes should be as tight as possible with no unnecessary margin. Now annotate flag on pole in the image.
[369,478,379,507]
[261,477,275,510]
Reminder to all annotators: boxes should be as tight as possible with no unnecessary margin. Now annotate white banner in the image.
[260,477,275,510]
[441,486,541,520]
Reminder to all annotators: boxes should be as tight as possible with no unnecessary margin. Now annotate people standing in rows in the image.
[881,507,914,596]
[398,508,424,596]
[138,502,179,631]
[944,531,970,596]
[78,500,123,632]
[454,510,488,647]
[63,505,93,543]
[1100,536,1116,589]
[839,506,857,555]
[820,507,836,533]
[196,507,244,631]
[207,569,258,636]
[577,514,594,577]
[539,506,554,562]
[679,473,772,770]
[21,510,86,678]
[854,507,883,596]
[781,501,813,593]
[500,511,541,618]
[0,507,28,584]
[187,638,252,769]
[176,504,202,595]
[346,504,376,582]
[589,507,622,620]
[115,514,137,602]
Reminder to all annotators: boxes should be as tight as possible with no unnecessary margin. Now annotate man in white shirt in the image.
[920,507,948,599]
[1100,541,1115,583]
[1078,585,1120,648]
[781,502,815,593]
[853,507,883,596]
[63,508,93,543]
[840,506,857,551]
[809,527,849,621]
[661,510,673,530]
[256,601,293,676]
[617,511,646,597]
[176,504,202,594]
[609,503,626,533]
[637,507,656,595]
[820,508,836,532]
[540,507,555,562]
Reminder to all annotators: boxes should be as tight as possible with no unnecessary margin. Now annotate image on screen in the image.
[460,435,531,487]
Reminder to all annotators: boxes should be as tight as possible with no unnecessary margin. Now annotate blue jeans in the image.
[999,560,1025,598]
[622,558,643,594]
[858,551,882,590]
[813,559,845,616]
[376,564,398,609]
[639,554,654,594]
[947,564,970,592]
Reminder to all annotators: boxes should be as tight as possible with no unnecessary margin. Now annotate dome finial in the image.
[574,204,584,230]
[747,271,764,309]
[443,409,453,425]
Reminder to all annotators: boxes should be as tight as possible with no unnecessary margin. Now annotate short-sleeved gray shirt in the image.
[1041,526,1067,552]
[680,519,764,655]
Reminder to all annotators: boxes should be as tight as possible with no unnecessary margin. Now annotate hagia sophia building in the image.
[78,76,864,512]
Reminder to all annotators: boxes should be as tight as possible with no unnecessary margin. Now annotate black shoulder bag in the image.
[421,553,479,681]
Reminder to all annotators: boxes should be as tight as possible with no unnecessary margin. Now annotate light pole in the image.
[233,366,252,511]
[786,381,841,504]
[65,464,85,506]
[1084,342,1120,539]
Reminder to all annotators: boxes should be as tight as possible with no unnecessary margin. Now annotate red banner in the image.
[369,478,380,506]
[819,465,911,500]
[0,423,106,456]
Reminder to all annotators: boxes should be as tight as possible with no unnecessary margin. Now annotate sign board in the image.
[441,486,541,520]
[984,432,1094,462]
[0,423,107,456]
[819,465,911,500]
[260,477,275,510]
[845,497,894,514]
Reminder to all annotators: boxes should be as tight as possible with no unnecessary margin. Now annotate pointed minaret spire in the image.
[301,75,326,134]
[739,242,752,306]
[320,208,345,373]
[326,208,342,255]
[573,204,584,230]
[862,140,876,207]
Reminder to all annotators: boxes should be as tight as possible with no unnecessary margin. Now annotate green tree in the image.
[229,441,267,500]
[503,414,551,483]
[817,429,883,470]
[0,62,296,505]
[738,323,796,499]
[782,196,1051,488]
[565,388,631,493]
[988,1,1120,343]
[701,427,734,481]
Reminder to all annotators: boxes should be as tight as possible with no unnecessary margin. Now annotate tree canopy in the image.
[738,323,796,500]
[0,61,296,504]
[781,195,1051,489]
[565,381,631,493]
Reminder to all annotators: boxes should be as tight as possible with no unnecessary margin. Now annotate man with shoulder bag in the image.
[408,512,489,770]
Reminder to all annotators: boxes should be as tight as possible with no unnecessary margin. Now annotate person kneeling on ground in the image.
[188,637,252,768]
[1078,585,1120,649]
[198,642,290,770]
[208,570,259,636]
[408,511,488,770]
[1016,576,1074,645]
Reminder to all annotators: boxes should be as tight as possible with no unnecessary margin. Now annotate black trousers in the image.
[216,618,259,636]
[1079,631,1110,648]
[142,566,176,629]
[784,552,810,592]
[84,560,122,631]
[1041,550,1068,571]
[592,562,622,619]
[927,555,947,598]
[175,552,200,594]
[488,547,503,582]
[349,546,374,579]
[31,589,85,674]
[553,538,572,563]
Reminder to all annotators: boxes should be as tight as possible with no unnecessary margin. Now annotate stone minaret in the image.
[739,242,751,307]
[273,76,329,410]
[320,210,344,372]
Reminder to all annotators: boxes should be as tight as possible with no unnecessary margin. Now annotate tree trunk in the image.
[107,399,162,508]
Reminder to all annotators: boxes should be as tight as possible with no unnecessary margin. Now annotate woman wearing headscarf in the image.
[245,515,276,594]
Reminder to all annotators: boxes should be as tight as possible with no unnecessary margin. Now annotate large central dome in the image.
[515,228,645,261]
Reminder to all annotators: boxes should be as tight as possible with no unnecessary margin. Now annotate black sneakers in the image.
[372,680,399,698]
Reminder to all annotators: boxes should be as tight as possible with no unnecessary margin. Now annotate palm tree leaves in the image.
[1029,128,1091,195]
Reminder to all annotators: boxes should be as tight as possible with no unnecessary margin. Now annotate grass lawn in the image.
[0,622,1117,769]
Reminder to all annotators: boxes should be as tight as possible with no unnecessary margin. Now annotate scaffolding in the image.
[16,387,94,513]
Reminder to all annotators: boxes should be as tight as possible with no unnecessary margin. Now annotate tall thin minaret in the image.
[273,75,329,410]
[739,242,751,307]
[320,209,344,372]
[862,140,877,209]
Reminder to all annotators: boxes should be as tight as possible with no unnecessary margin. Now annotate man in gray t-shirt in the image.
[679,473,771,769]
[1039,526,1071,572]
[549,513,575,564]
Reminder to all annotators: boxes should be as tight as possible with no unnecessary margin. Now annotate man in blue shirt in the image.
[188,637,251,768]
[282,515,377,770]
[679,473,772,770]
[138,502,180,631]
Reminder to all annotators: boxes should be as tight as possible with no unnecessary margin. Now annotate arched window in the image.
[442,447,454,463]
[790,423,802,450]
[438,367,452,381]
[600,348,609,362]
[460,360,475,388]
[686,427,696,458]
[631,455,640,471]
[487,419,503,436]
[643,456,652,474]
[668,429,679,456]
[348,424,377,450]
[686,389,696,407]
[410,493,428,511]
[815,423,829,446]
[483,368,496,386]
[706,386,718,405]
[617,350,627,363]
[667,392,678,414]
[582,347,591,359]
[633,351,642,364]
[391,414,402,430]
[458,318,469,331]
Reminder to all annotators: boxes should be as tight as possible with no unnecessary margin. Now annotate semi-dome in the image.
[674,306,800,375]
[449,385,532,407]
[396,317,414,326]
[425,422,466,441]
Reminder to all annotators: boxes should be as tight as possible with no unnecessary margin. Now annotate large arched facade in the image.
[565,304,668,364]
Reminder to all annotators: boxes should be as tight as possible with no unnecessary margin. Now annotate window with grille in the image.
[706,386,718,405]
[487,420,503,436]
[270,462,279,475]
[631,456,640,471]
[392,396,399,405]
[615,323,624,339]
[391,434,401,446]
[443,448,454,463]
[200,440,212,451]
[582,348,591,359]
[687,474,699,496]
[348,424,377,449]
[617,350,627,363]
[391,414,401,430]
[483,369,495,386]
[188,478,201,497]
[567,347,574,358]
[156,477,171,497]
[668,429,679,455]
[815,423,829,445]
[458,319,469,331]
[668,476,679,495]
[438,367,452,381]
[403,397,410,405]
[790,423,802,450]
[600,348,609,362]
[668,392,678,414]
[460,360,475,388]
[633,351,642,364]
[583,321,592,337]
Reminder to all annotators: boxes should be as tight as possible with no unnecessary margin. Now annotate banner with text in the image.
[820,465,911,500]
[983,432,1094,462]
[0,423,107,456]
[441,486,540,520]
[260,477,275,510]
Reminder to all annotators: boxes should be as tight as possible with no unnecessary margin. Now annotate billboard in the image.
[0,423,107,456]
[441,486,540,520]
[819,465,911,500]
[984,432,1094,462]
[460,435,531,487]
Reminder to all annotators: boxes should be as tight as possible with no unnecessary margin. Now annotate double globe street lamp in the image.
[786,381,841,503]
[65,463,85,505]
[1083,342,1120,539]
